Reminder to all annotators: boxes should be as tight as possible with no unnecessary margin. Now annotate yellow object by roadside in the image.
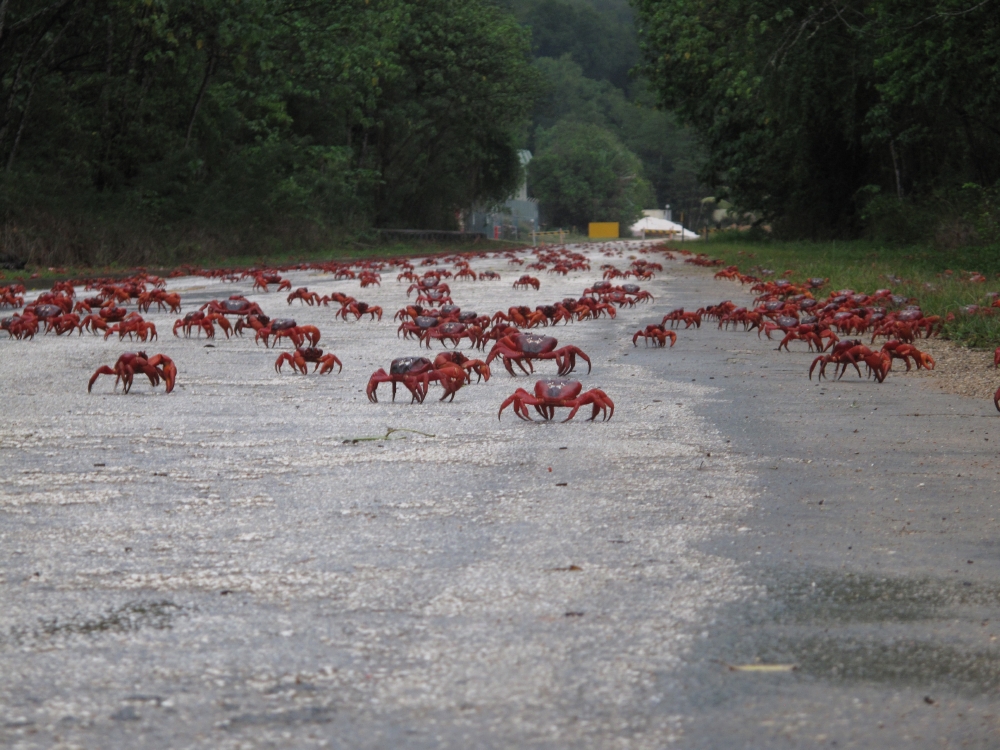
[588,222,619,239]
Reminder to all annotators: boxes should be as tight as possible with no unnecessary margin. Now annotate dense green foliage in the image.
[503,0,640,88]
[529,120,653,229]
[531,56,701,219]
[0,0,537,264]
[634,0,1000,239]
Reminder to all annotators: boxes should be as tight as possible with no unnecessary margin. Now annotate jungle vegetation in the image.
[634,0,1000,242]
[0,0,538,265]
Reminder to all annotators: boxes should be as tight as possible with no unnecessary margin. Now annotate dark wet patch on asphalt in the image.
[1,599,183,648]
[690,568,1000,697]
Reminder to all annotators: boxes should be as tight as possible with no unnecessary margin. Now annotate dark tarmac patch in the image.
[1,599,183,648]
[223,707,335,728]
[775,636,1000,696]
[769,571,1000,625]
[693,569,1000,697]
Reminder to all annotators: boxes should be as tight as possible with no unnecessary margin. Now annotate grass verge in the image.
[1,237,529,289]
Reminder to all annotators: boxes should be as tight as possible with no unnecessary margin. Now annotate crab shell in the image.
[390,356,432,375]
[513,333,557,354]
[535,379,583,400]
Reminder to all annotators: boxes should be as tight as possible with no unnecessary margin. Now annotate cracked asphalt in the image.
[1,242,998,748]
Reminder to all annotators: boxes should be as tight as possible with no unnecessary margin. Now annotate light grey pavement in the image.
[1,243,998,748]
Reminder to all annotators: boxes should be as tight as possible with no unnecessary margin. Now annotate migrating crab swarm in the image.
[366,356,466,404]
[88,352,176,394]
[275,347,343,375]
[485,333,591,377]
[499,379,614,422]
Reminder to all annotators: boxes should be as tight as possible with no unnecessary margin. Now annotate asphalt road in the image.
[1,243,998,748]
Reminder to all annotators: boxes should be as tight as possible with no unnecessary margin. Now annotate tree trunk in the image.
[5,75,35,171]
[185,44,217,149]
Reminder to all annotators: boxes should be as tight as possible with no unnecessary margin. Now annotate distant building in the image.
[464,149,538,240]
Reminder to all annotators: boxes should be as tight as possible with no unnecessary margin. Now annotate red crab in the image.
[252,272,291,292]
[173,311,215,338]
[420,321,483,349]
[479,271,501,281]
[251,318,318,348]
[513,275,540,290]
[336,301,383,321]
[661,309,702,329]
[416,287,453,306]
[499,379,614,422]
[88,352,176,394]
[274,347,343,374]
[366,356,466,403]
[287,287,322,306]
[809,341,889,383]
[201,296,265,317]
[137,290,182,314]
[397,315,439,341]
[633,324,676,347]
[485,333,591,377]
[881,341,935,371]
[407,277,451,297]
[45,313,81,336]
[492,306,547,328]
[1,313,39,339]
[106,313,158,342]
[433,352,491,383]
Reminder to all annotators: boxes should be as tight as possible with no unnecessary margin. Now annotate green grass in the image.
[696,234,1000,348]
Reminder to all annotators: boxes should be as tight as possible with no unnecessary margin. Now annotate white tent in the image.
[630,216,700,240]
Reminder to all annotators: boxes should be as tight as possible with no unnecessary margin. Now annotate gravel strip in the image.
[894,337,999,401]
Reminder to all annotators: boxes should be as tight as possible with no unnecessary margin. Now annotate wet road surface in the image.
[1,243,998,747]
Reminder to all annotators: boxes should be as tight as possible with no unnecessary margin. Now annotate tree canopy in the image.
[528,120,653,229]
[498,0,705,229]
[634,0,1000,238]
[0,0,538,261]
